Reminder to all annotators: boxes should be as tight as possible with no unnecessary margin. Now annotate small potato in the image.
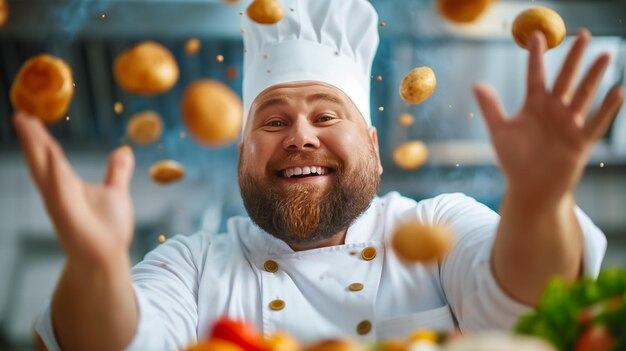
[512,7,566,50]
[10,54,74,124]
[126,110,163,145]
[0,0,8,28]
[114,41,179,95]
[398,113,414,127]
[399,67,436,105]
[149,160,185,184]
[305,339,364,351]
[185,38,201,56]
[392,141,428,170]
[442,333,556,351]
[247,0,284,25]
[266,332,301,351]
[181,79,243,147]
[436,0,494,23]
[391,220,454,262]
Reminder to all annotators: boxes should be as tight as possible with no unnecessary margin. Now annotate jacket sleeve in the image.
[433,193,606,332]
[34,233,205,351]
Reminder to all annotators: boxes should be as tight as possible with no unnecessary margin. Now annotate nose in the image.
[282,119,321,150]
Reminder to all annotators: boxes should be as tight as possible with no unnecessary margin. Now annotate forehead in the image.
[252,81,350,108]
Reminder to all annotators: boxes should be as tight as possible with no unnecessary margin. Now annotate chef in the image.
[15,0,623,350]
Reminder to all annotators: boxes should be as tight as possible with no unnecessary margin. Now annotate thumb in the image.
[104,145,135,190]
[473,83,506,135]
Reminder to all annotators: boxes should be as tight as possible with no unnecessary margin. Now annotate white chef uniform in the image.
[34,0,608,349]
[35,192,606,350]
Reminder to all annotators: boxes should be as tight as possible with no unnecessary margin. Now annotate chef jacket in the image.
[35,192,606,350]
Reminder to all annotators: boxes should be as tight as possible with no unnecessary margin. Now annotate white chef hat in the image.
[241,0,379,132]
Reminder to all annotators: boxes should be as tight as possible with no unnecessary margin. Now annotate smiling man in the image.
[18,0,624,350]
[239,82,381,249]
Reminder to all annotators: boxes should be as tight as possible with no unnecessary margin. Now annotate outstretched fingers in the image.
[584,86,625,141]
[13,112,56,191]
[13,111,82,210]
[473,83,507,135]
[104,146,135,191]
[552,29,591,103]
[527,31,548,99]
[570,53,611,117]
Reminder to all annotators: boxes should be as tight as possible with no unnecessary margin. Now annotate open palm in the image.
[13,112,135,268]
[474,30,624,207]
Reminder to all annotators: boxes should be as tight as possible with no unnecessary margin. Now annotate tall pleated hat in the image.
[241,0,379,132]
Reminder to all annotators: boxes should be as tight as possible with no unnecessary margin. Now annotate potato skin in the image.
[391,221,454,262]
[436,0,494,23]
[181,80,243,147]
[512,7,566,50]
[399,67,436,105]
[126,111,163,145]
[247,0,285,25]
[10,54,74,124]
[114,41,179,95]
[392,141,429,170]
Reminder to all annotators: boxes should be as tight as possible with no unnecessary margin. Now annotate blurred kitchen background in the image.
[0,0,625,349]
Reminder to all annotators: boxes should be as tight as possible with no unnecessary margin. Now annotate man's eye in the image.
[318,115,335,122]
[267,120,285,127]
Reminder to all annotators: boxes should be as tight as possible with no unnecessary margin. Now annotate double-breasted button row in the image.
[262,248,376,335]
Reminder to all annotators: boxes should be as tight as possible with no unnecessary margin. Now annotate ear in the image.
[369,127,383,175]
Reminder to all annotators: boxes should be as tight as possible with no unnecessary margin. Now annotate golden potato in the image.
[391,221,455,262]
[436,0,494,23]
[185,38,201,56]
[398,113,414,127]
[512,7,566,50]
[305,339,364,351]
[392,141,428,170]
[181,79,243,147]
[126,110,163,145]
[376,340,406,351]
[266,332,301,351]
[247,0,284,25]
[149,160,185,184]
[114,41,179,95]
[10,54,74,124]
[0,0,8,28]
[399,67,436,105]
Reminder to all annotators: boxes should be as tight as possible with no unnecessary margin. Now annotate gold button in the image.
[361,247,377,261]
[356,320,372,335]
[269,299,285,311]
[264,260,279,273]
[348,283,363,292]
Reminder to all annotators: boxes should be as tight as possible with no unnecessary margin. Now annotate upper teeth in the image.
[283,166,328,178]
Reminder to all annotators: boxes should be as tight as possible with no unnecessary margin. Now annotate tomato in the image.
[575,325,616,351]
[210,317,268,351]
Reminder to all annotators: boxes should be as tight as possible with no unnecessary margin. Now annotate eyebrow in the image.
[306,93,346,107]
[253,91,347,118]
[254,96,292,116]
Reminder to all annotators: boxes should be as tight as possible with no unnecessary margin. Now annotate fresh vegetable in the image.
[515,268,626,351]
[210,317,269,351]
